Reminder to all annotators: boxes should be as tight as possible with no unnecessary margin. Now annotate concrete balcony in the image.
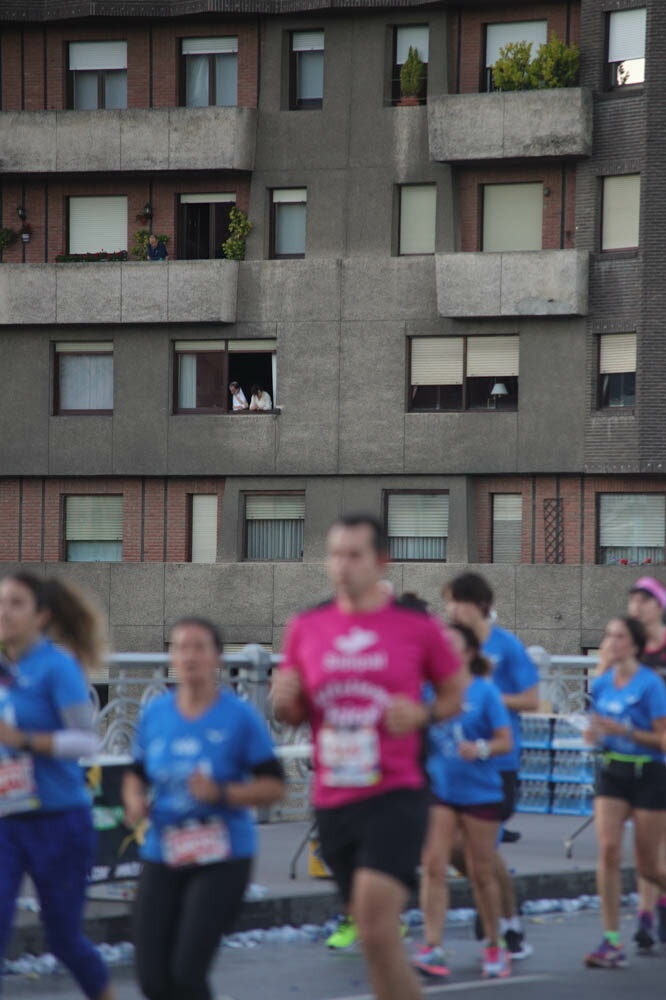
[436,250,589,317]
[0,260,239,324]
[428,88,592,162]
[0,106,257,174]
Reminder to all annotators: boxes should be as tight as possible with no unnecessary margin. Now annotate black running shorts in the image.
[499,769,519,823]
[596,758,666,811]
[315,788,428,904]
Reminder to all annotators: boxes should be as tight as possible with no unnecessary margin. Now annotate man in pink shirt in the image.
[272,514,462,1000]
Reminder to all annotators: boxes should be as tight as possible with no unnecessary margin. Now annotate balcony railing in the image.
[0,106,257,174]
[428,88,592,162]
[436,250,589,317]
[0,260,239,324]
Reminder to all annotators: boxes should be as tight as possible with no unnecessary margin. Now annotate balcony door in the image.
[179,194,235,260]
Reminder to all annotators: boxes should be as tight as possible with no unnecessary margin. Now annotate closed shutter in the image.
[69,196,128,254]
[411,338,463,386]
[467,337,519,377]
[492,494,522,563]
[69,41,127,70]
[602,175,641,251]
[55,342,113,353]
[228,340,276,352]
[387,493,448,560]
[190,495,218,564]
[174,340,225,351]
[292,31,324,52]
[396,25,429,63]
[608,9,646,63]
[599,494,665,547]
[65,496,123,540]
[182,37,238,54]
[486,20,547,66]
[246,495,305,520]
[599,333,637,374]
[179,193,235,204]
[400,185,436,255]
[273,189,307,204]
[483,184,542,252]
[246,495,304,560]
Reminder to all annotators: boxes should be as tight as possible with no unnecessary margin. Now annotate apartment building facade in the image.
[0,0,660,656]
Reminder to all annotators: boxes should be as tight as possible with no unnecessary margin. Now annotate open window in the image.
[608,8,646,89]
[179,193,235,260]
[174,339,276,413]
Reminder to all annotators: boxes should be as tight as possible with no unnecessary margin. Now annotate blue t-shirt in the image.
[427,677,511,806]
[483,626,539,772]
[133,689,277,863]
[590,665,666,760]
[0,638,91,813]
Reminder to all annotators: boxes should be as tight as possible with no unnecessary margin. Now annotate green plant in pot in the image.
[400,46,425,105]
[130,229,170,261]
[0,227,18,257]
[221,207,253,261]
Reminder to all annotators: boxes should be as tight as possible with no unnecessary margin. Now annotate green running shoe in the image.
[326,916,359,952]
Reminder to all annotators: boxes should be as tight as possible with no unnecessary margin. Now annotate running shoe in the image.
[658,899,666,944]
[634,912,655,953]
[326,916,359,952]
[482,945,511,978]
[504,929,533,960]
[584,939,628,969]
[412,945,450,978]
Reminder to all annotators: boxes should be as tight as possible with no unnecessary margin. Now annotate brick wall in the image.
[450,2,580,95]
[456,163,576,252]
[1,19,259,111]
[0,175,250,263]
[474,474,666,565]
[0,477,224,563]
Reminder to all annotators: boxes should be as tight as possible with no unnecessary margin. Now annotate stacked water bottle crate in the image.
[517,715,594,816]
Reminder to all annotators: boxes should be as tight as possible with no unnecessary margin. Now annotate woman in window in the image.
[0,572,116,1000]
[249,384,272,411]
[585,616,666,969]
[414,623,513,981]
[123,617,285,1000]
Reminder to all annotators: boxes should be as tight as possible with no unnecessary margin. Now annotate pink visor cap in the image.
[630,576,666,610]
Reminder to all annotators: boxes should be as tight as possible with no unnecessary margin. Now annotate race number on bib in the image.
[319,726,381,788]
[0,754,40,816]
[162,818,231,868]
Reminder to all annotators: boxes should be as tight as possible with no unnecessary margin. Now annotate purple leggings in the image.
[0,808,109,998]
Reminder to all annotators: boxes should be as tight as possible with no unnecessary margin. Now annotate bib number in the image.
[0,754,40,816]
[162,819,231,868]
[319,727,381,788]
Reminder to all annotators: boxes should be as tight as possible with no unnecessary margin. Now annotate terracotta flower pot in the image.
[399,95,420,106]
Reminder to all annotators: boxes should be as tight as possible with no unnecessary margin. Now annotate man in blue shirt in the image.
[444,572,539,960]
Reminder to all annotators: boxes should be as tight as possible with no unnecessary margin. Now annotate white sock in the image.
[508,916,522,933]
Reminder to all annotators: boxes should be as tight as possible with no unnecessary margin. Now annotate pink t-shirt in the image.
[281,600,461,809]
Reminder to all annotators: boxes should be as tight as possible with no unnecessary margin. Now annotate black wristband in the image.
[20,733,32,753]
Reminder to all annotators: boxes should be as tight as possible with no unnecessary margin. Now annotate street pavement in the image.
[6,908,665,999]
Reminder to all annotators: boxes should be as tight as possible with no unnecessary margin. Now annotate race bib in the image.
[0,754,40,816]
[162,818,231,868]
[319,726,381,788]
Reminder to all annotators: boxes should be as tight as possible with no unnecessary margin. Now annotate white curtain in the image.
[178,355,197,409]
[247,520,304,560]
[186,55,209,107]
[60,355,113,411]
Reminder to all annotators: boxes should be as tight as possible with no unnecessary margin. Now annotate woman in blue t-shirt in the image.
[585,616,666,970]
[122,617,285,1000]
[0,572,115,1000]
[414,624,513,981]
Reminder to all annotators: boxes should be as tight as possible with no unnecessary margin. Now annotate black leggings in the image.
[133,857,252,1000]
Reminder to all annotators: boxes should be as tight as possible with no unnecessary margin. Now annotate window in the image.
[483,183,542,252]
[68,41,127,110]
[392,25,429,105]
[68,196,127,254]
[182,37,238,107]
[290,30,324,109]
[598,494,665,565]
[608,8,646,88]
[174,339,276,414]
[179,193,235,259]
[598,333,636,408]
[64,495,122,562]
[271,189,307,258]
[399,184,436,255]
[409,336,519,411]
[189,495,218,563]
[54,343,113,414]
[386,493,448,561]
[485,20,547,91]
[492,495,522,563]
[602,175,640,251]
[244,494,304,560]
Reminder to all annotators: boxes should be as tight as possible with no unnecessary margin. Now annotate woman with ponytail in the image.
[0,571,115,1000]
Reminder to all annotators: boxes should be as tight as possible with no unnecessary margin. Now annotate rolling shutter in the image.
[599,334,637,374]
[492,494,522,563]
[483,183,542,252]
[387,493,448,560]
[602,175,641,251]
[182,37,238,54]
[486,20,547,66]
[292,31,324,52]
[599,494,665,547]
[400,185,436,255]
[69,41,127,70]
[69,196,128,254]
[608,8,646,63]
[65,496,123,541]
[467,337,519,377]
[411,338,463,386]
[246,495,305,520]
[191,495,218,564]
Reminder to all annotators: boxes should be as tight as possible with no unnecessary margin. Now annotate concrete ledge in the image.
[0,260,239,324]
[0,107,257,173]
[436,249,589,317]
[428,88,592,162]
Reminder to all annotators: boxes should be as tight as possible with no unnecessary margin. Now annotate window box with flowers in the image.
[55,250,129,263]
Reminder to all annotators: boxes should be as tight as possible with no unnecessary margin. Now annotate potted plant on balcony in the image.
[221,208,253,261]
[399,46,425,106]
[0,227,18,257]
[492,35,579,91]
